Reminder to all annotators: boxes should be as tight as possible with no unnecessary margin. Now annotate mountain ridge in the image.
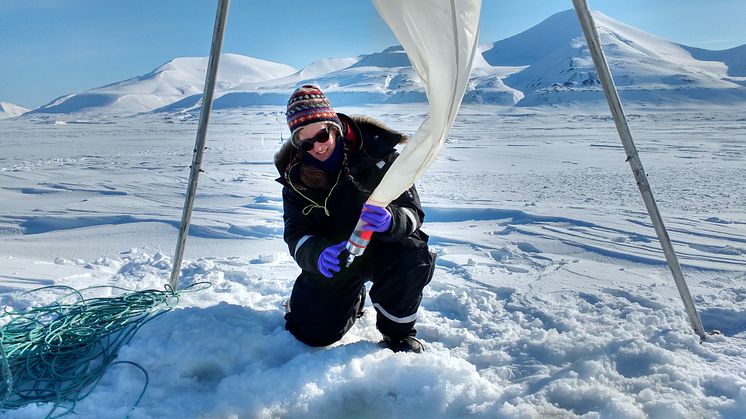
[17,9,746,117]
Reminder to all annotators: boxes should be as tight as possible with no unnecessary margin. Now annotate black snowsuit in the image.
[274,113,435,347]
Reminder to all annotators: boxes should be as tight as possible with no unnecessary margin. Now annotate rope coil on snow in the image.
[0,282,209,417]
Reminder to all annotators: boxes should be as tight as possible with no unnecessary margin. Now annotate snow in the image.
[1,103,745,418]
[0,102,29,119]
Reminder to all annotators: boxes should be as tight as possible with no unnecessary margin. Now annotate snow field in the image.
[1,105,745,418]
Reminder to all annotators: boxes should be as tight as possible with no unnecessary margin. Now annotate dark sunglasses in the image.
[297,126,333,151]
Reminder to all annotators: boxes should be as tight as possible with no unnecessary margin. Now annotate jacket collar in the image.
[274,112,407,182]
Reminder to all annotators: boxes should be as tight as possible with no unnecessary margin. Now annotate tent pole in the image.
[169,0,231,290]
[571,0,707,341]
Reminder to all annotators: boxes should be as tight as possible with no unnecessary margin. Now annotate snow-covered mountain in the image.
[0,101,29,118]
[218,46,427,109]
[683,44,746,79]
[30,54,297,115]
[24,10,746,116]
[274,46,429,105]
[488,10,746,107]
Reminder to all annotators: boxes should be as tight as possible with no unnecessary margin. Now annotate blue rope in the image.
[0,282,209,417]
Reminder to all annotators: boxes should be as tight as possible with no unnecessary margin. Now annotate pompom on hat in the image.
[286,85,342,145]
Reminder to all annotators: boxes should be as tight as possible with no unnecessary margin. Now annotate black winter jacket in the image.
[274,113,427,276]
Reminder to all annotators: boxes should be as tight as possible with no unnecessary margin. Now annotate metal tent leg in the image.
[169,0,231,290]
[571,0,707,341]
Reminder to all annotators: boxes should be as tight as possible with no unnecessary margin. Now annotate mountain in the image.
[485,10,746,107]
[30,54,297,115]
[275,46,427,105]
[217,46,424,109]
[683,44,746,81]
[24,10,746,116]
[213,46,428,108]
[0,101,29,118]
[482,10,585,67]
[192,45,519,110]
[464,47,526,105]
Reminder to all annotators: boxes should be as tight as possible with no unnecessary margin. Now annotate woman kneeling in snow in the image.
[274,85,434,353]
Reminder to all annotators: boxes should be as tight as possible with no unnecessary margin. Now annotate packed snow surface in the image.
[1,103,744,418]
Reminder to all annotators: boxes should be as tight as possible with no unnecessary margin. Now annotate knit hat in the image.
[286,85,342,144]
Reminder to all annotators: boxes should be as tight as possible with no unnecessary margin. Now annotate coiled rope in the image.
[0,282,209,417]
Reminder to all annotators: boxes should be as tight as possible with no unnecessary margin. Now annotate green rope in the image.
[0,282,209,417]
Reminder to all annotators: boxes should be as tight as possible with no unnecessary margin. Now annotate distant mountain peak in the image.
[350,45,411,68]
[482,9,583,67]
[30,53,298,115]
[381,45,405,53]
[0,101,29,118]
[492,9,744,106]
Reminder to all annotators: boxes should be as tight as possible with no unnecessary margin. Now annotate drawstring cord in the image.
[287,161,343,217]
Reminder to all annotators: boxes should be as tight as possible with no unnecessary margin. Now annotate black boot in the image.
[380,335,424,353]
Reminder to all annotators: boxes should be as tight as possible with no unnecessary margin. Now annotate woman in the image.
[275,85,435,353]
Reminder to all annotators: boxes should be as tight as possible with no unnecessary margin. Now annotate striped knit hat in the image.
[286,85,342,144]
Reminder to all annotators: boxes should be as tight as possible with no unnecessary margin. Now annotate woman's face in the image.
[297,122,336,162]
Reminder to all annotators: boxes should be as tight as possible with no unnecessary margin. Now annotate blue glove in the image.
[360,203,392,233]
[318,241,347,278]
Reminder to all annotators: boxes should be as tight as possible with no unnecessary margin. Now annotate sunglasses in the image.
[297,126,333,151]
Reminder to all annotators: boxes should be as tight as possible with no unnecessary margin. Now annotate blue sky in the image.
[1,0,745,109]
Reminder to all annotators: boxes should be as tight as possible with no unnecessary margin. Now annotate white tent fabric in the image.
[367,0,482,207]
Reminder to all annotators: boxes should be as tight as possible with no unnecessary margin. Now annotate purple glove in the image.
[360,203,392,233]
[318,241,347,278]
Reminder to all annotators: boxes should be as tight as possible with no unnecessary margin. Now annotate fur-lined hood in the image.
[274,113,408,178]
